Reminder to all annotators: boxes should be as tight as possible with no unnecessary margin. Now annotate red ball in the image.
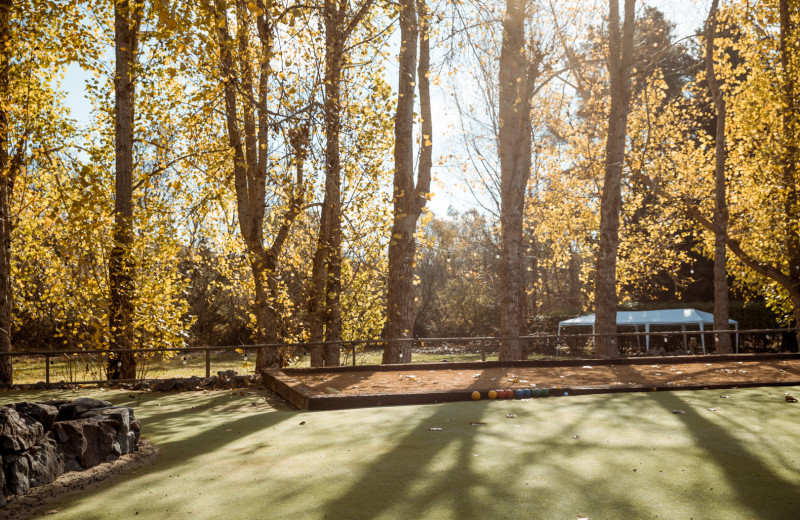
[495,389,505,399]
[504,390,515,399]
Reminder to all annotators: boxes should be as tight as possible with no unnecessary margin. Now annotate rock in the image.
[81,407,132,454]
[0,454,5,507]
[155,378,177,392]
[217,370,237,380]
[52,417,116,469]
[14,402,59,432]
[0,407,45,452]
[55,398,113,422]
[5,451,30,495]
[200,376,219,388]
[27,436,63,488]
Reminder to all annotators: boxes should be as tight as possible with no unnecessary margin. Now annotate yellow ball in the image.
[488,390,497,399]
[471,391,481,400]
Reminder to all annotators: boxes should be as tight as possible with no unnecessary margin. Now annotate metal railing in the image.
[1,327,797,386]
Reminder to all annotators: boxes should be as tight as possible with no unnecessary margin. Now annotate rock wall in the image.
[0,398,140,506]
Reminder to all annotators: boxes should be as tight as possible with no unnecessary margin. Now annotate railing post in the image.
[45,354,50,384]
[205,348,211,378]
[352,344,356,367]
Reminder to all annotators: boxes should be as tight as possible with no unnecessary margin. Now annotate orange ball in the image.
[471,391,481,400]
[488,390,498,399]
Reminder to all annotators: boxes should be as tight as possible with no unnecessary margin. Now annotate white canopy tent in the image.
[557,309,739,354]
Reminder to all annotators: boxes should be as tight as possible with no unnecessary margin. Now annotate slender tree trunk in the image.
[110,0,141,379]
[594,0,635,358]
[497,0,538,360]
[382,0,431,363]
[308,201,329,367]
[780,0,800,343]
[705,0,732,353]
[320,7,345,367]
[0,0,12,384]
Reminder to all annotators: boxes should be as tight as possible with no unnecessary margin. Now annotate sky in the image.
[58,0,711,218]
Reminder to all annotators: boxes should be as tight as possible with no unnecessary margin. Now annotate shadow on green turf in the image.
[655,392,800,519]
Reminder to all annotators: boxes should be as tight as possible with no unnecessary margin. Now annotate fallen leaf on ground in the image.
[506,414,517,418]
[672,410,686,415]
[572,435,580,439]
[785,395,798,403]
[720,395,730,399]
[429,427,443,431]
[708,408,717,412]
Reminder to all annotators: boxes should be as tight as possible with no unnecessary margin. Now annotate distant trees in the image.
[2,0,800,382]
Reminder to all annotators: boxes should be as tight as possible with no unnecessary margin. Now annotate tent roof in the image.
[558,308,737,329]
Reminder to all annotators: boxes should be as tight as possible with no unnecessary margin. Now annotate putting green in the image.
[3,386,800,519]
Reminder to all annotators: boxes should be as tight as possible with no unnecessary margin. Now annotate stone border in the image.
[263,353,800,411]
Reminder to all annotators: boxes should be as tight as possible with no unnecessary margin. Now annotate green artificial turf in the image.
[2,386,799,519]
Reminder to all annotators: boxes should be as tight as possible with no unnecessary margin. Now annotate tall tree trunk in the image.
[382,0,431,363]
[780,0,800,343]
[319,4,345,367]
[705,0,732,353]
[0,0,13,384]
[594,0,635,358]
[110,0,141,379]
[497,0,538,361]
[309,0,374,366]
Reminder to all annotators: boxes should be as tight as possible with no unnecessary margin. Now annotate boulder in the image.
[14,402,59,433]
[55,398,113,422]
[154,378,177,392]
[52,417,117,469]
[0,453,5,507]
[27,436,63,488]
[80,407,133,455]
[0,407,45,452]
[4,451,30,495]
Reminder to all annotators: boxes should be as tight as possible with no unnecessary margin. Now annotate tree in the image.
[496,0,543,360]
[382,0,432,364]
[704,0,732,353]
[594,0,635,358]
[0,0,14,383]
[210,0,308,371]
[109,0,143,379]
[308,0,377,367]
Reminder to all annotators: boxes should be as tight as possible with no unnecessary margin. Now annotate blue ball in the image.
[541,388,550,397]
[514,389,524,399]
[522,389,532,398]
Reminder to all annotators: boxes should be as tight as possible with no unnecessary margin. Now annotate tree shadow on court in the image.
[655,391,800,519]
[320,397,652,520]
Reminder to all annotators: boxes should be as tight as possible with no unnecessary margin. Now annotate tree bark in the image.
[594,0,635,358]
[0,0,13,384]
[319,0,345,367]
[705,0,732,353]
[382,0,431,363]
[308,0,375,366]
[110,0,141,379]
[779,0,800,344]
[497,0,535,361]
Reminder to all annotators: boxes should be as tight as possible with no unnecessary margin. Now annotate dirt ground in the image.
[290,358,800,396]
